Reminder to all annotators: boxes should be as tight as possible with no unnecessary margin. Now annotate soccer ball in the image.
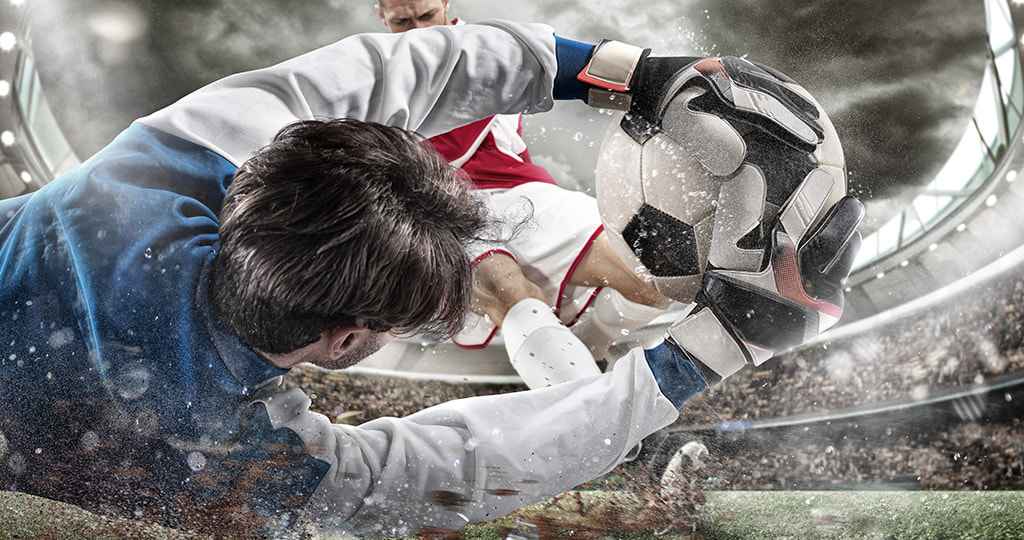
[595,56,847,303]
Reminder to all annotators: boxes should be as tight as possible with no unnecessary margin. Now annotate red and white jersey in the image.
[426,18,555,190]
[428,114,556,190]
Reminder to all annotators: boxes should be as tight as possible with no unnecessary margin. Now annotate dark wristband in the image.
[553,34,595,101]
[644,340,710,408]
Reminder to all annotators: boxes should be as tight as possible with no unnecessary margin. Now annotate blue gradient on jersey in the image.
[0,124,327,534]
[553,34,595,101]
[644,342,709,408]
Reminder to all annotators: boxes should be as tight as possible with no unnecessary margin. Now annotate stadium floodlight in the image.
[0,80,8,97]
[0,130,14,146]
[0,32,15,52]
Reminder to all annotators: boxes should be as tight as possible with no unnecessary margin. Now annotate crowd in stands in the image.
[680,266,1024,425]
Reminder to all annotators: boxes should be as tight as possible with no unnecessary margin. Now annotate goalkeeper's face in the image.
[376,0,451,33]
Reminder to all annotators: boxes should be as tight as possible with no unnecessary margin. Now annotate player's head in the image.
[210,118,486,369]
[375,0,451,33]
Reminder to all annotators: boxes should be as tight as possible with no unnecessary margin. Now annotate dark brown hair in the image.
[210,118,488,354]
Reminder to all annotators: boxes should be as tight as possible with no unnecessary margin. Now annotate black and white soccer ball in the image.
[596,56,847,303]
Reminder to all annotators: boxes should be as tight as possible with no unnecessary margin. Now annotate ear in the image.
[375,4,385,23]
[325,324,377,360]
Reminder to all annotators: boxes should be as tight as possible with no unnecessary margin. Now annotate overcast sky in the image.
[26,0,990,232]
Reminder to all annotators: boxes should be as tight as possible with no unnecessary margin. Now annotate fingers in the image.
[797,196,865,300]
[660,85,745,176]
[695,56,824,147]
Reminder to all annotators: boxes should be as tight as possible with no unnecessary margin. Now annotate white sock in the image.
[501,298,602,389]
[571,289,666,362]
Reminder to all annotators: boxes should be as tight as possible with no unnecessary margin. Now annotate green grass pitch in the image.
[3,490,1024,539]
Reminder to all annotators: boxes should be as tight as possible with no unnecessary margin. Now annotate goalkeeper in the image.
[0,18,860,539]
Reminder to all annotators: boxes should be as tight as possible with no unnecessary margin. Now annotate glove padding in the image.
[578,42,823,151]
[669,195,863,385]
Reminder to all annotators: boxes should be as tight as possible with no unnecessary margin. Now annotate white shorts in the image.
[454,182,604,348]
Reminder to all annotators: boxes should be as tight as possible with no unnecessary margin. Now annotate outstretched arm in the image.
[257,347,698,537]
[137,21,561,166]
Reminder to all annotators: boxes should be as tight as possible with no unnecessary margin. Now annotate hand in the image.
[578,43,823,151]
[668,194,863,385]
[580,43,864,383]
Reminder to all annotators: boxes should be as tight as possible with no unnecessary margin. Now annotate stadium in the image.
[1,0,1023,537]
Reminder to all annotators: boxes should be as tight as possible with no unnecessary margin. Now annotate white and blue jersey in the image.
[0,22,700,537]
[0,123,327,533]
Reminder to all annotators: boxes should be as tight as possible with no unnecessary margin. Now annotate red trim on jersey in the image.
[452,328,499,350]
[557,225,605,327]
[453,249,515,349]
[470,248,516,268]
[427,116,556,190]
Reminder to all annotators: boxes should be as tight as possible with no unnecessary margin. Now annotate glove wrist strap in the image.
[577,40,646,110]
[666,303,774,384]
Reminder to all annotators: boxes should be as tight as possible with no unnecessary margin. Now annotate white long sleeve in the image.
[136,19,682,536]
[137,20,558,166]
[259,348,677,537]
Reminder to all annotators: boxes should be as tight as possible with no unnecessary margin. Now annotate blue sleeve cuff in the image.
[644,341,709,409]
[553,34,595,101]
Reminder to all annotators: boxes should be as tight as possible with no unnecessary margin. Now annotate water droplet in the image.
[81,430,100,451]
[603,438,612,445]
[187,451,207,472]
[48,327,75,349]
[117,366,152,400]
[8,451,26,475]
[144,247,153,259]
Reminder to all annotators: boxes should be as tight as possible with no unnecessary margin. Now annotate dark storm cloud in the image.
[694,0,988,227]
[27,0,991,232]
